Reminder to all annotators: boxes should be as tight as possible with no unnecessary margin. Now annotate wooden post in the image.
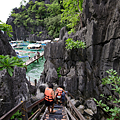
[21,101,28,120]
[37,59,39,63]
[25,66,27,71]
[34,79,37,87]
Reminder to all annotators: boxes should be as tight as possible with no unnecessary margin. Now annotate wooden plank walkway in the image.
[24,51,44,66]
[41,104,68,120]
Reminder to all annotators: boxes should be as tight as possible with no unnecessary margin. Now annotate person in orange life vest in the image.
[55,85,66,104]
[44,83,56,113]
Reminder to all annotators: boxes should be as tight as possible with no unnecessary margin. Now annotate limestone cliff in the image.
[0,30,16,56]
[6,0,52,41]
[0,31,36,117]
[38,0,120,118]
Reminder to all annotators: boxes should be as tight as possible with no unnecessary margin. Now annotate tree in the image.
[61,0,83,34]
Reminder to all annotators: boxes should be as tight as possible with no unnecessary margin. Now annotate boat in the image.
[36,40,51,51]
[10,40,28,46]
[14,46,23,49]
[11,43,17,48]
[54,38,59,42]
[17,55,29,58]
[27,43,42,51]
[16,40,28,46]
[36,40,51,44]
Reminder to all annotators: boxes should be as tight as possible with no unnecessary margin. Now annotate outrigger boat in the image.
[36,40,51,51]
[27,43,42,51]
[10,40,28,46]
[14,46,23,49]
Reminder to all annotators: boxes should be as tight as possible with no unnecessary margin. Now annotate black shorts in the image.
[44,100,54,106]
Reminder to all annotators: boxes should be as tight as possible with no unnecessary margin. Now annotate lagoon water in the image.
[15,41,45,83]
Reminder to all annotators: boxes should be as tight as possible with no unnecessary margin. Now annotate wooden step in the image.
[42,104,67,120]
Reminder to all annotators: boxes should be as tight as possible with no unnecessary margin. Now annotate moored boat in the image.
[27,43,42,51]
[14,46,23,49]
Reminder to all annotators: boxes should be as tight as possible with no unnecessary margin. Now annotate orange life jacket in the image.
[57,87,63,96]
[44,87,53,102]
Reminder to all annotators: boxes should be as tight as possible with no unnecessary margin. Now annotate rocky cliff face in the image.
[0,67,30,117]
[0,30,36,117]
[38,0,120,117]
[6,0,52,41]
[0,30,16,56]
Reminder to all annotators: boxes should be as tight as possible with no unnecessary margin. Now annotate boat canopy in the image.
[27,44,41,48]
[54,38,59,41]
[17,55,28,58]
[36,40,51,44]
[11,41,16,44]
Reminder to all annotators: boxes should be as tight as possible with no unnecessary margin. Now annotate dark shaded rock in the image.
[59,27,67,40]
[29,85,37,95]
[85,99,97,114]
[75,101,81,108]
[6,0,52,41]
[0,30,16,56]
[38,0,120,119]
[39,85,46,93]
[0,67,31,117]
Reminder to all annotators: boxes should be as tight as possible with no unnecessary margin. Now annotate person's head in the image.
[49,83,53,89]
[59,85,64,89]
[59,85,62,88]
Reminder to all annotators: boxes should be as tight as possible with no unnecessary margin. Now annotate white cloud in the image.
[0,0,29,23]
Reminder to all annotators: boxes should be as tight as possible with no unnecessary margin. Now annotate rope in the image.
[21,108,27,113]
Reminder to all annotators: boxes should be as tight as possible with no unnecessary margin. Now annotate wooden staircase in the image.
[0,93,86,120]
[41,104,68,120]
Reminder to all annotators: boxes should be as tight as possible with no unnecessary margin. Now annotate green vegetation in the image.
[44,14,66,38]
[61,0,84,34]
[10,0,85,48]
[61,0,85,50]
[0,55,25,77]
[57,66,61,79]
[10,0,84,38]
[65,38,86,50]
[37,31,42,37]
[10,110,22,120]
[0,20,13,37]
[94,69,120,120]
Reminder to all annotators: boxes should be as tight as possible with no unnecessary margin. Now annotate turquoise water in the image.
[14,41,45,83]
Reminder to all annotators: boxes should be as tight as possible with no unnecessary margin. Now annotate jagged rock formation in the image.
[0,67,32,117]
[0,30,16,56]
[40,0,120,99]
[38,0,120,119]
[6,0,52,41]
[0,30,36,117]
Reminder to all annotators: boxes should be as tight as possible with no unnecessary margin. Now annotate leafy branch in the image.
[0,20,13,37]
[0,55,26,77]
[65,38,86,50]
[57,67,61,79]
[61,0,84,34]
[94,69,120,120]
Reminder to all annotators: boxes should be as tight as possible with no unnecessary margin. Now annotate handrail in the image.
[0,101,25,120]
[65,94,86,120]
[27,97,44,111]
[67,91,75,99]
[0,98,45,120]
[31,104,45,120]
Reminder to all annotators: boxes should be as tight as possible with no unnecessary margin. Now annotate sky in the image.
[0,0,29,23]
